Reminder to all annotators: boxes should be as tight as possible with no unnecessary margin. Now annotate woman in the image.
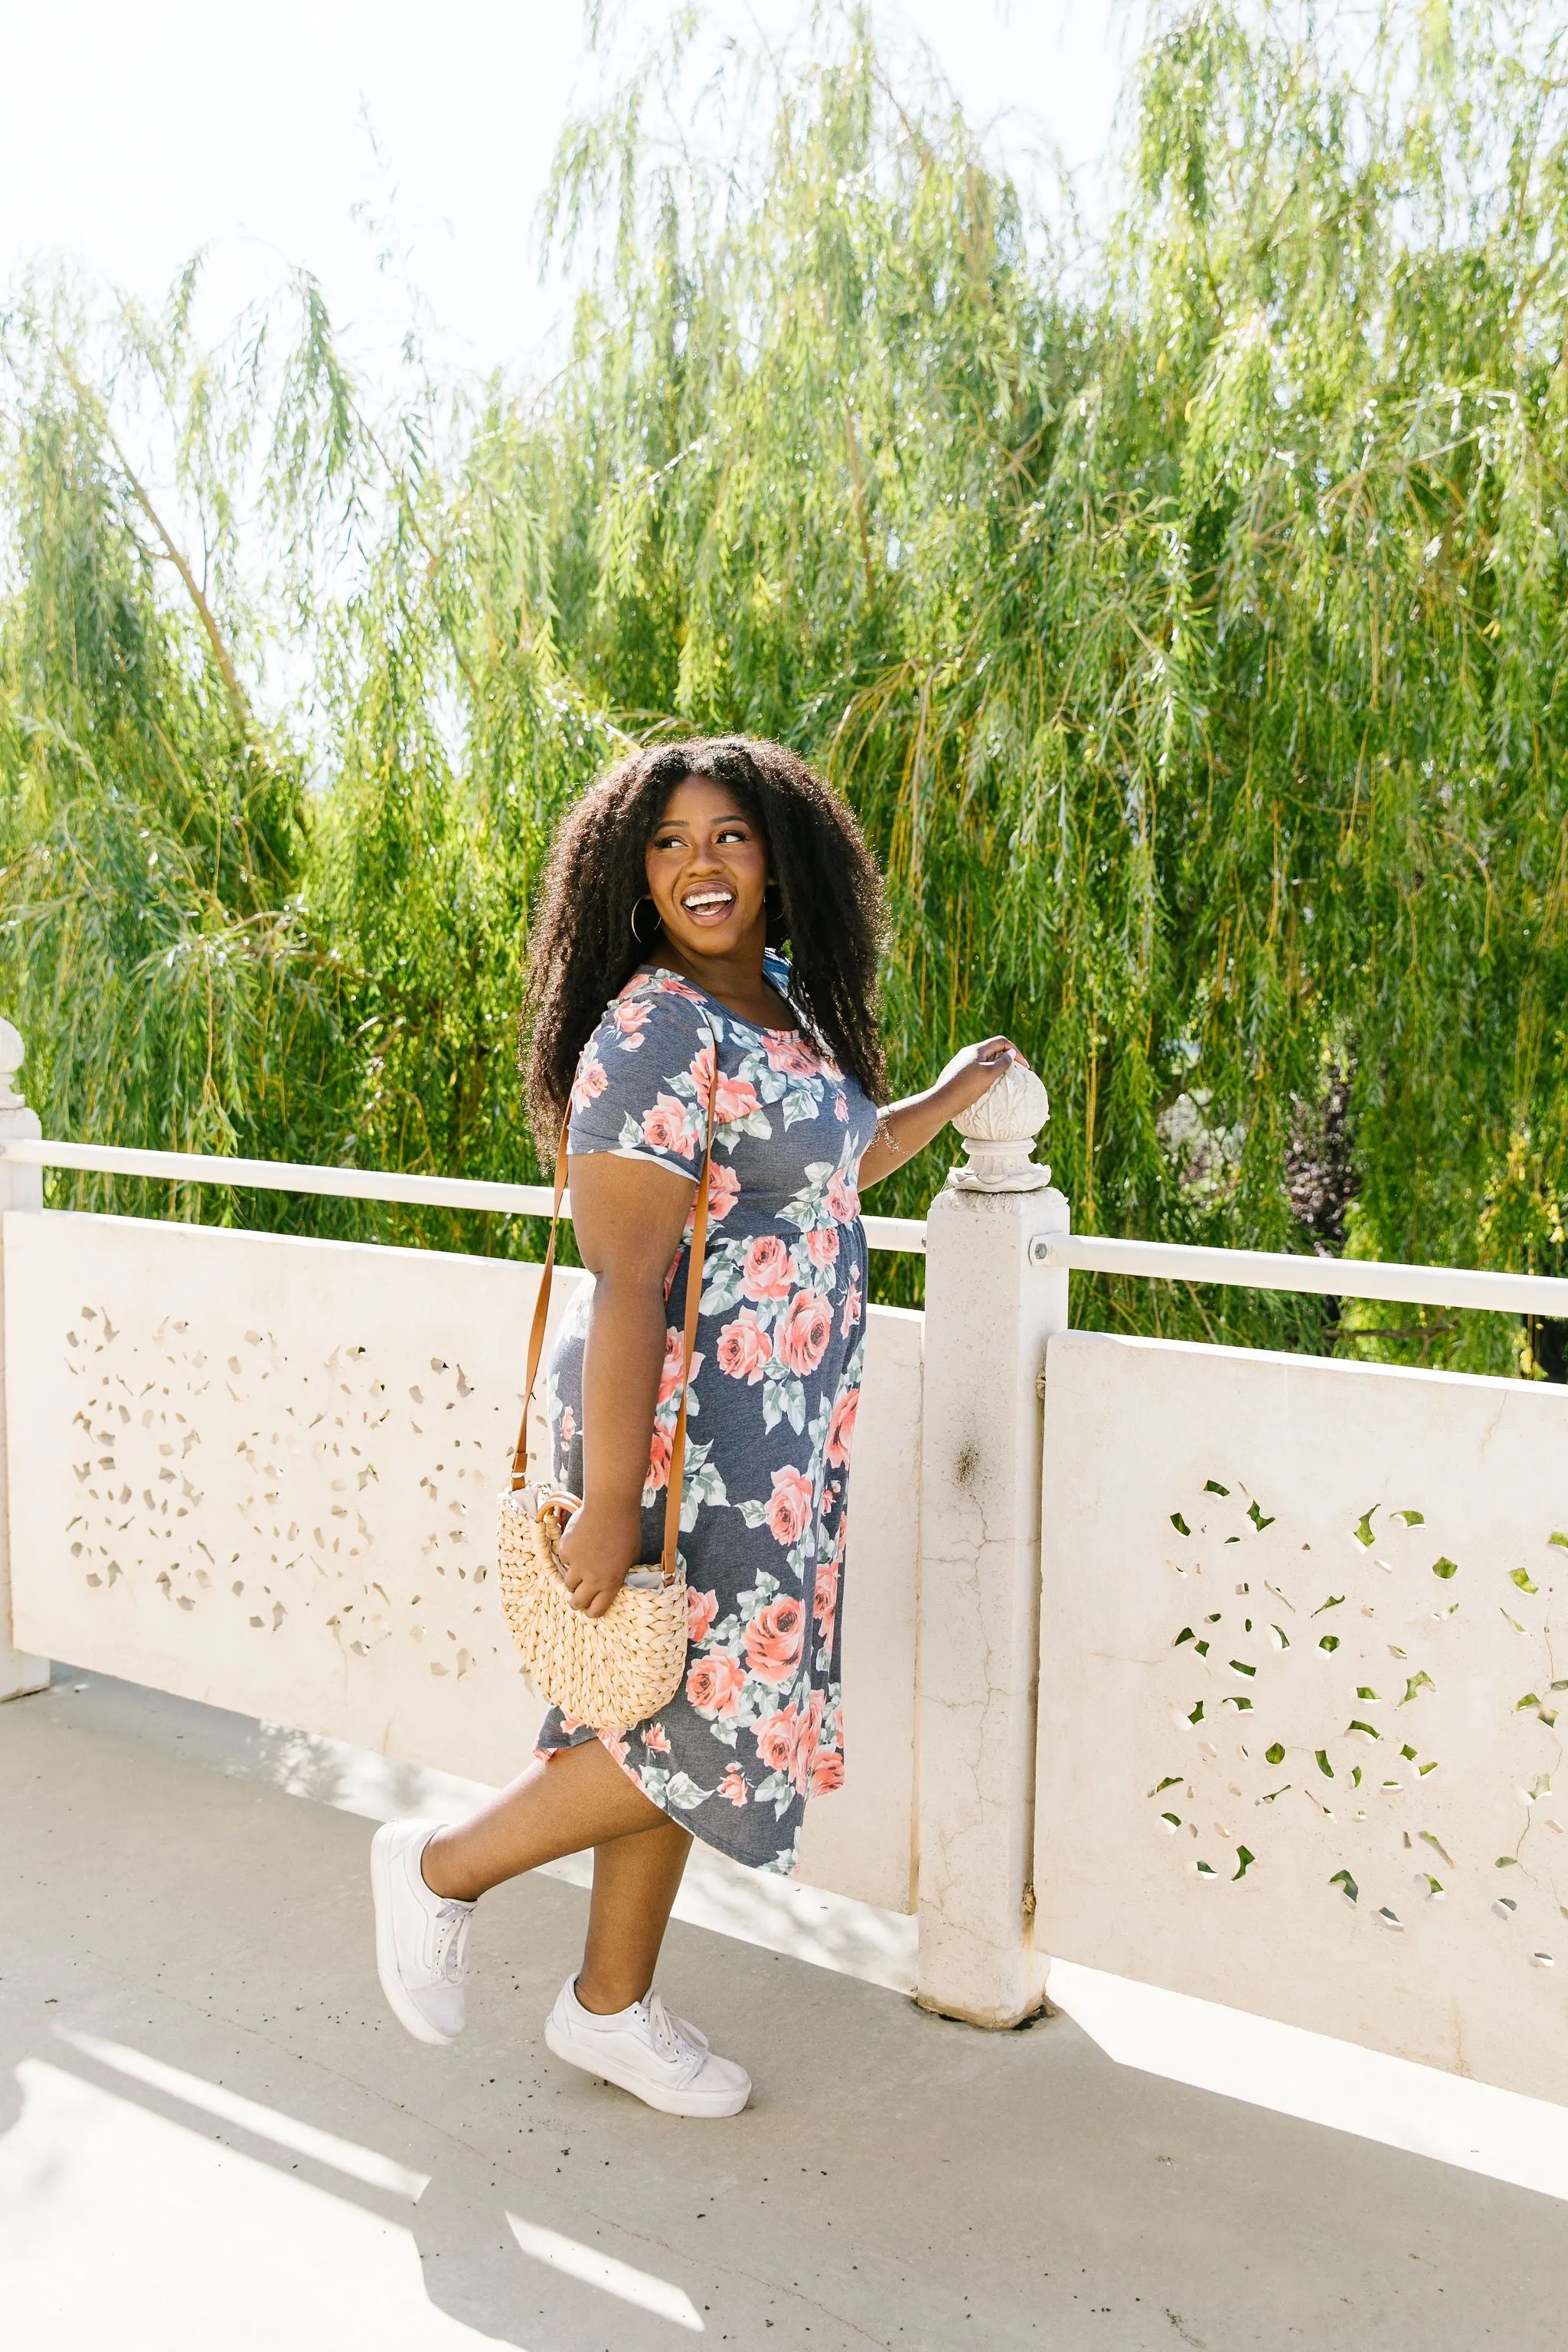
[371,736,1021,2117]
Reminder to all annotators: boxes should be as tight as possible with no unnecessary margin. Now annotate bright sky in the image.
[2,0,1140,384]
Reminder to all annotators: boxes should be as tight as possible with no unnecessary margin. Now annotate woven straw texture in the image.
[496,1485,688,1730]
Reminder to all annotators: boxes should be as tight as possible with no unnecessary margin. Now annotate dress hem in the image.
[532,1720,810,1878]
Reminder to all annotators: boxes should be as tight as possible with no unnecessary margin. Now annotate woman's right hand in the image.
[557,1497,644,1618]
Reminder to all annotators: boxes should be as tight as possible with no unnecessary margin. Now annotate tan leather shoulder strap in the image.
[661,1024,720,1579]
[511,1122,570,1491]
[509,1018,722,1574]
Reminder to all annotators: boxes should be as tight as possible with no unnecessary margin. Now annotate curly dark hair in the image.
[521,736,888,1148]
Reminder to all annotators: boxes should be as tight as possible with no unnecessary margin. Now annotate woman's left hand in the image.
[932,1037,1028,1120]
[858,1037,1031,1190]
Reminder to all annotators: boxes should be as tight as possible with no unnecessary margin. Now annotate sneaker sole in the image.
[544,2014,750,2117]
[371,1824,456,2048]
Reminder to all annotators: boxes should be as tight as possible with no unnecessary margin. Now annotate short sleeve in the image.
[567,978,714,1182]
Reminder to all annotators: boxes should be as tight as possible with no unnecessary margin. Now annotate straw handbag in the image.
[495,1033,719,1730]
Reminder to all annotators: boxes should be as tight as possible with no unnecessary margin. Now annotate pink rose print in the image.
[825,1169,861,1223]
[599,1729,632,1769]
[839,1266,863,1337]
[834,1093,848,1122]
[716,1308,772,1384]
[805,1225,840,1270]
[719,1761,750,1806]
[643,1723,671,1754]
[812,1551,840,1650]
[716,1071,760,1124]
[754,1704,802,1776]
[687,1651,746,1717]
[688,1043,760,1126]
[776,1289,833,1377]
[571,1052,609,1112]
[687,1586,719,1644]
[825,1383,858,1468]
[611,997,653,1046]
[745,1594,805,1684]
[765,1464,815,1547]
[754,1690,824,1790]
[646,1420,672,1493]
[706,1161,740,1223]
[656,1325,703,1404]
[763,1032,821,1078]
[642,1094,699,1158]
[559,1403,576,1449]
[810,1746,844,1795]
[740,1233,793,1301]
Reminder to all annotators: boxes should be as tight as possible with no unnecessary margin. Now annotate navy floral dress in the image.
[534,952,877,1874]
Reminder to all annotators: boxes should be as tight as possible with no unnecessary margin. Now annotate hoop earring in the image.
[629,896,662,949]
[763,881,787,947]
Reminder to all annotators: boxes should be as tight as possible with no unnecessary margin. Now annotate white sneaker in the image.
[544,1975,750,2117]
[370,1821,475,2046]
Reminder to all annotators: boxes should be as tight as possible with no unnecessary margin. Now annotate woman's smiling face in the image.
[645,776,770,965]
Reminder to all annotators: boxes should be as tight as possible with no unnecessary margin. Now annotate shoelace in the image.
[431,1900,474,1984]
[643,1991,702,2071]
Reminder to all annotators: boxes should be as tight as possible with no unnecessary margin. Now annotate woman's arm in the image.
[554,1153,696,1617]
[857,1037,1025,1190]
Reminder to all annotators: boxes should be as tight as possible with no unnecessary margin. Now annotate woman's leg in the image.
[421,1737,678,1903]
[385,1735,741,2112]
[577,1815,692,2012]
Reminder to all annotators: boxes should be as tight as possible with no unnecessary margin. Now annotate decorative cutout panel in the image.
[1036,1331,1568,2103]
[4,1210,918,1910]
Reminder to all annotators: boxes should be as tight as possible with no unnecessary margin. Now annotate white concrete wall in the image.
[4,1210,920,1913]
[1034,1330,1568,2105]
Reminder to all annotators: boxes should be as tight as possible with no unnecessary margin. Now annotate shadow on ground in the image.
[0,1671,1562,2350]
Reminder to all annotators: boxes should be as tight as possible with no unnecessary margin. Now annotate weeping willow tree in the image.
[2,0,1566,1364]
[0,270,618,1249]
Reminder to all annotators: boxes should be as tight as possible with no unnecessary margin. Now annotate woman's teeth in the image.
[684,890,733,911]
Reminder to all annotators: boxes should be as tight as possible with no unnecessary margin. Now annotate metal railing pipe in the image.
[1029,1230,1568,1321]
[0,1138,927,1256]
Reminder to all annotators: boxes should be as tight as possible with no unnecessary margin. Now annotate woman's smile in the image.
[647,776,769,960]
[681,885,737,924]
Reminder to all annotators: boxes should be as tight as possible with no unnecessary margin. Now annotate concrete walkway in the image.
[1,1673,1561,2350]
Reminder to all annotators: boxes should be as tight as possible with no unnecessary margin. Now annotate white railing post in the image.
[915,1061,1069,2024]
[0,1021,47,1701]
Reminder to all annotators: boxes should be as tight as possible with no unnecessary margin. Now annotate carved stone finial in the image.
[0,1018,25,1112]
[947,1057,1051,1193]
